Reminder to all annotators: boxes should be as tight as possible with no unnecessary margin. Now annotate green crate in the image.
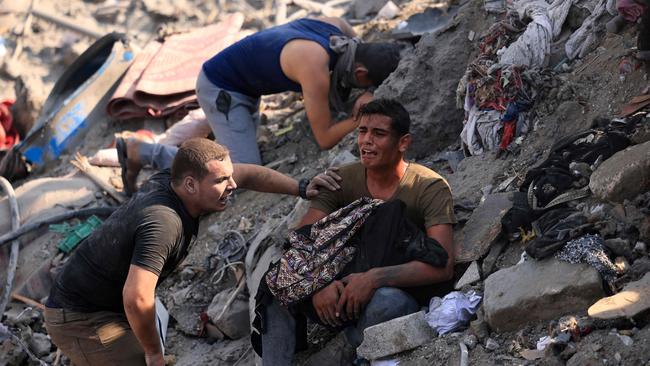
[51,215,103,253]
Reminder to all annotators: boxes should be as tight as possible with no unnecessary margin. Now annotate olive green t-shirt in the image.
[311,162,456,230]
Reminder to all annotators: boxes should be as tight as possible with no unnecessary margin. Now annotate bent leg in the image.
[196,69,262,165]
[261,298,296,366]
[138,142,178,171]
[45,308,146,366]
[344,287,419,348]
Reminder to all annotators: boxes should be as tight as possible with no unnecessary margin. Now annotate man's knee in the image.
[364,287,419,322]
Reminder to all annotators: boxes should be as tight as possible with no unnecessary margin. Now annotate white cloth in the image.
[565,0,608,59]
[499,0,576,67]
[155,108,211,146]
[460,106,503,156]
[425,291,482,335]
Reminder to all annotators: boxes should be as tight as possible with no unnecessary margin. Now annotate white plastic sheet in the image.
[425,290,483,335]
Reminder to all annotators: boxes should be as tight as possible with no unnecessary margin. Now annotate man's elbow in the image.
[123,289,149,314]
[442,265,454,282]
[315,136,336,150]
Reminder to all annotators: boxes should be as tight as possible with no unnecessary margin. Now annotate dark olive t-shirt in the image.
[47,170,198,313]
[311,162,456,229]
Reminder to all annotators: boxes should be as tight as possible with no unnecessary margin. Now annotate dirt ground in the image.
[1,0,650,365]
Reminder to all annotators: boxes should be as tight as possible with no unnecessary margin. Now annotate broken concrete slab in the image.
[481,240,506,277]
[589,141,650,203]
[588,273,650,319]
[484,258,604,332]
[454,193,513,263]
[357,311,435,360]
[207,291,250,340]
[455,261,481,289]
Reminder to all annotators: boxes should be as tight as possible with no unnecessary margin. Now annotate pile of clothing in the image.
[458,0,618,156]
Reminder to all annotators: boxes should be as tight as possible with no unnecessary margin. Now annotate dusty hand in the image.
[145,352,165,366]
[312,280,345,327]
[306,167,342,198]
[336,272,377,321]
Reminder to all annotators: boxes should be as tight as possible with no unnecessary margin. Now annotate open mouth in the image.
[361,148,377,158]
[218,192,232,205]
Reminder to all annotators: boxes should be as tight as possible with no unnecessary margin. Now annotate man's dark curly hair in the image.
[358,98,411,137]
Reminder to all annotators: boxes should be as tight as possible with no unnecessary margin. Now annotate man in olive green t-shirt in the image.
[261,99,456,365]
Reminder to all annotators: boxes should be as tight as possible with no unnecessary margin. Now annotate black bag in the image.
[525,208,593,259]
[522,129,630,208]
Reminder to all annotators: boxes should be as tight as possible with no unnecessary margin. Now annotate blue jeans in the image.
[138,69,262,168]
[261,287,419,366]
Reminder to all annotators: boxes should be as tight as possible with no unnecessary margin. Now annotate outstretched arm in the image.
[232,164,340,198]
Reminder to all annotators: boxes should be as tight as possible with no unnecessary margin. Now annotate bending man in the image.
[119,17,402,194]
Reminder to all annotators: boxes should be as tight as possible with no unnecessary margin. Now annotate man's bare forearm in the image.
[123,296,161,355]
[369,261,452,289]
[233,164,299,196]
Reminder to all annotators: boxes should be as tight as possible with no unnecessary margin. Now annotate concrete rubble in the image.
[483,259,604,332]
[454,192,513,263]
[357,310,435,360]
[589,140,650,203]
[588,272,650,320]
[0,0,649,365]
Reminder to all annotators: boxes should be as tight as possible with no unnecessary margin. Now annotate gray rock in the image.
[463,334,478,349]
[454,193,513,263]
[455,261,481,289]
[483,259,604,332]
[28,333,51,357]
[357,311,435,360]
[469,317,489,341]
[179,267,195,282]
[589,141,650,203]
[167,286,203,336]
[352,0,388,18]
[304,332,356,366]
[604,238,632,258]
[588,273,650,319]
[207,291,250,340]
[630,257,650,280]
[447,156,511,205]
[0,338,27,366]
[633,241,647,255]
[485,338,499,352]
